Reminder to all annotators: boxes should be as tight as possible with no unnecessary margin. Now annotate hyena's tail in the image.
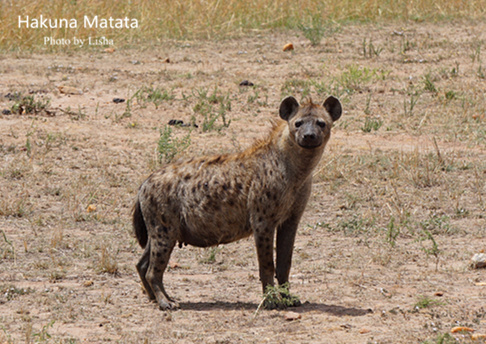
[133,198,148,248]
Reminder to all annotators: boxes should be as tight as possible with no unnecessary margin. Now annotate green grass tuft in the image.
[260,283,301,310]
[157,126,191,164]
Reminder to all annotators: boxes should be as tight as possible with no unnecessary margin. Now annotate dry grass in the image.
[2,0,486,50]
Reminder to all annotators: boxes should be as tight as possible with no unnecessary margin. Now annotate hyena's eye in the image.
[317,120,326,129]
[295,120,303,128]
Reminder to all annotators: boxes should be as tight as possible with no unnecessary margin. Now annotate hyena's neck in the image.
[272,126,327,182]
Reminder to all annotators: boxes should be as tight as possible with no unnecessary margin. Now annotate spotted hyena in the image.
[133,96,342,310]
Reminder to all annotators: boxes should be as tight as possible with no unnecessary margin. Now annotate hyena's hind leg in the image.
[136,240,156,300]
[145,226,179,310]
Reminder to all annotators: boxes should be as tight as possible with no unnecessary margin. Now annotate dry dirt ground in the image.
[0,22,485,344]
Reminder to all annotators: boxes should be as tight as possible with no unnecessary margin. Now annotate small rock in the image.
[2,109,11,115]
[113,98,126,104]
[359,328,371,334]
[471,253,486,269]
[44,109,56,117]
[239,80,254,86]
[284,311,301,321]
[83,280,94,287]
[169,261,179,269]
[283,43,294,52]
[168,119,198,128]
[4,92,20,100]
[58,85,83,95]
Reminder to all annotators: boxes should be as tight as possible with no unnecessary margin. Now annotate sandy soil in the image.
[0,22,485,343]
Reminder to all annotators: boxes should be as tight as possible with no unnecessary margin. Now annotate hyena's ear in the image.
[323,96,342,122]
[279,96,300,121]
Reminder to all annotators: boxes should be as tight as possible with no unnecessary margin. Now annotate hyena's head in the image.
[279,96,342,149]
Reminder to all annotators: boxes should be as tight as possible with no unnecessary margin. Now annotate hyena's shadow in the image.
[179,301,372,317]
[300,303,373,317]
[179,301,256,311]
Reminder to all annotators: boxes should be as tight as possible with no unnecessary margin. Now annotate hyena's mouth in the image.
[298,143,322,149]
[297,137,323,149]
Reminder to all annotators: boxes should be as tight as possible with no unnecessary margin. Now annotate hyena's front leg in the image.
[254,227,276,293]
[275,218,301,307]
[275,219,298,287]
[275,184,310,307]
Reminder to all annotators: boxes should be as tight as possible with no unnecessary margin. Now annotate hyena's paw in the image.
[157,298,180,311]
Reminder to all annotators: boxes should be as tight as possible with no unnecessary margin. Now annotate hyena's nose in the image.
[299,129,321,148]
[303,133,316,140]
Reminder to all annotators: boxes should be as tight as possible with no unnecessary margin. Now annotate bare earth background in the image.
[1,22,485,343]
